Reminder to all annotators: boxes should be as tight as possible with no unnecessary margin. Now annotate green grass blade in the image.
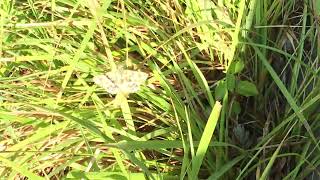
[251,40,320,151]
[0,155,44,180]
[208,154,245,180]
[190,101,222,179]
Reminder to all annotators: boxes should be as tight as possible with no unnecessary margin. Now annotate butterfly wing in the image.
[122,70,148,84]
[93,74,119,94]
[121,81,141,93]
[121,70,148,93]
[93,70,148,95]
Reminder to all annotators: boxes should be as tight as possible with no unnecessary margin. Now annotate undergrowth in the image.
[0,0,319,179]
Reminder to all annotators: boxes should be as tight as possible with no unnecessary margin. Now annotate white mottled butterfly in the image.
[93,69,148,95]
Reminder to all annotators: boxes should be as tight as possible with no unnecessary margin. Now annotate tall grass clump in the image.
[0,0,319,179]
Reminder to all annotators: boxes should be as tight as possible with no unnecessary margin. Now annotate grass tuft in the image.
[0,0,319,179]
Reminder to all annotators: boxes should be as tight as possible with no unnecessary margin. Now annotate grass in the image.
[0,0,319,179]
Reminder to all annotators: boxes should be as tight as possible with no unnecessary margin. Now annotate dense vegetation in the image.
[0,0,319,179]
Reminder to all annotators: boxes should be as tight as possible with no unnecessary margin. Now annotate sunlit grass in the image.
[0,0,319,179]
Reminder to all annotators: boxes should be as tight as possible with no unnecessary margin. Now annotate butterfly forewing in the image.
[124,70,148,83]
[93,69,148,95]
[93,75,119,94]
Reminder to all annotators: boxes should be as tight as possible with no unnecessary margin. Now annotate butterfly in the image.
[93,69,148,95]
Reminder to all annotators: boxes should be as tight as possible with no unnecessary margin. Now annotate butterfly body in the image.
[93,69,148,95]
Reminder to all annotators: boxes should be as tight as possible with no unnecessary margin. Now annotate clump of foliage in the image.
[0,0,319,179]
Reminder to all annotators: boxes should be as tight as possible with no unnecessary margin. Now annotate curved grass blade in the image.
[0,155,44,180]
[26,104,113,143]
[250,39,320,152]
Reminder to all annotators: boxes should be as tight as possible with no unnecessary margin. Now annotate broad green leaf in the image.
[226,73,236,92]
[228,60,245,74]
[235,60,245,73]
[231,101,241,115]
[215,80,227,100]
[236,80,258,97]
